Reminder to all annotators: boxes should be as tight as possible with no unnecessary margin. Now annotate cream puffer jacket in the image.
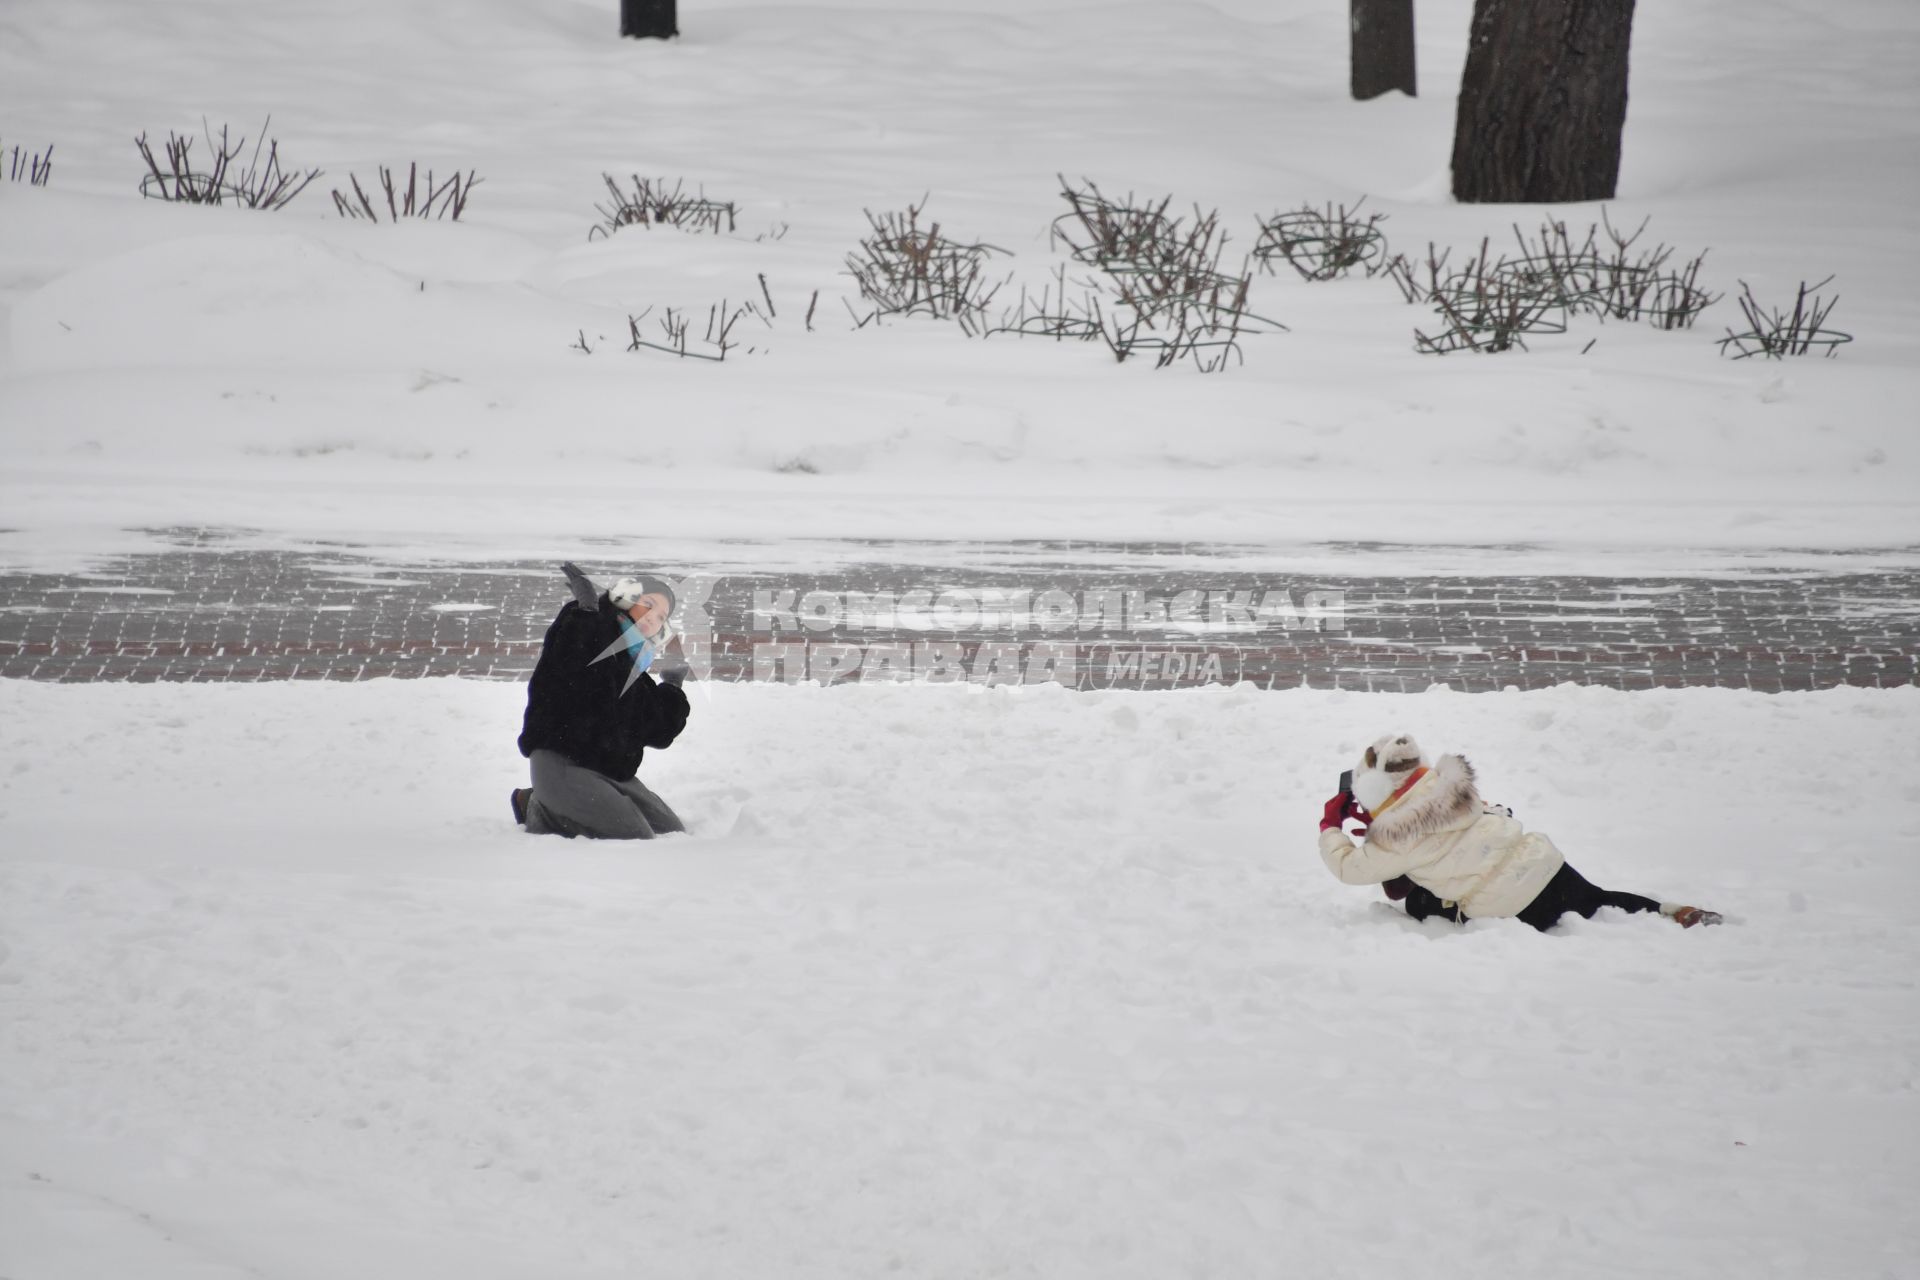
[1318,753,1564,919]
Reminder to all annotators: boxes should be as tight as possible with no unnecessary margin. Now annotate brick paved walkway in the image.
[1,530,1914,692]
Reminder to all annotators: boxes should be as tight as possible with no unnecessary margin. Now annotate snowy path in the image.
[3,532,1916,691]
[3,677,1916,1278]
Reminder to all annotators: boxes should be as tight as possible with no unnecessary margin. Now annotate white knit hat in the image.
[1351,732,1427,813]
[608,574,677,614]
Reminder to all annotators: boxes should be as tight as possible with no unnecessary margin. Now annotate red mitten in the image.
[1381,876,1412,901]
[1343,793,1370,837]
[1320,794,1351,832]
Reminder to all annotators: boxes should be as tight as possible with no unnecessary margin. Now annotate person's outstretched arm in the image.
[1316,794,1428,886]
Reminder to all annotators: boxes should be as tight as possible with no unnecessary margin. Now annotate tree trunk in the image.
[1450,0,1635,203]
[621,0,678,39]
[1351,0,1417,99]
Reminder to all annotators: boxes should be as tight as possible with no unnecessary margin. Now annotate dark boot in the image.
[1403,881,1463,924]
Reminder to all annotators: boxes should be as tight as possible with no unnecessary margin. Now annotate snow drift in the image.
[2,678,1916,1278]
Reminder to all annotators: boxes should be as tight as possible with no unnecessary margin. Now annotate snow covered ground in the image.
[2,0,1917,565]
[3,678,1917,1279]
[4,0,1919,1274]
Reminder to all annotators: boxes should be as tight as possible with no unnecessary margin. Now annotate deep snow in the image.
[3,678,1918,1278]
[2,0,1917,566]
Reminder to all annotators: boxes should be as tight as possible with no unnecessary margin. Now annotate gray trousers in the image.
[525,749,687,840]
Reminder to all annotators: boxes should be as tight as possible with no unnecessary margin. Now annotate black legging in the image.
[1402,863,1659,931]
[1517,863,1660,931]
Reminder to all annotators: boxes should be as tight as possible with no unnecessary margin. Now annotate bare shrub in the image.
[1414,239,1569,354]
[1638,254,1719,331]
[589,174,736,239]
[1593,215,1715,327]
[992,275,1260,371]
[843,199,1011,331]
[3,140,54,187]
[135,118,320,210]
[1050,177,1248,311]
[1401,212,1719,353]
[1717,277,1851,359]
[626,299,772,361]
[991,265,1108,343]
[1494,211,1715,326]
[1050,177,1182,269]
[593,275,812,359]
[1003,177,1280,372]
[1253,199,1391,281]
[1103,206,1238,312]
[1494,218,1606,313]
[332,164,480,222]
[1102,271,1269,371]
[1385,244,1449,304]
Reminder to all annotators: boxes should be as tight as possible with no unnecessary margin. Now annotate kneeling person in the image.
[512,565,691,839]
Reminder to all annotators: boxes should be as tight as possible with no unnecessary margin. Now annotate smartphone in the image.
[1338,769,1353,795]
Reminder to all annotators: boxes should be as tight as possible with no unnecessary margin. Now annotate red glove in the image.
[1320,793,1370,835]
[1313,794,1374,836]
[1320,794,1351,832]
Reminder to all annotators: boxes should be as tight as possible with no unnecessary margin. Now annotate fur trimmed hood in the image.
[1363,752,1485,846]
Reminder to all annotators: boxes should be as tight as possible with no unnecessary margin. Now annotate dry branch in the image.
[1717,277,1850,358]
[136,119,320,210]
[332,163,481,222]
[590,174,736,239]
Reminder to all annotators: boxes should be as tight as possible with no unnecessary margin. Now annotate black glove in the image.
[653,637,691,686]
[560,561,601,611]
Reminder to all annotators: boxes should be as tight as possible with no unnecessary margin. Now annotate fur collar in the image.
[1365,754,1482,845]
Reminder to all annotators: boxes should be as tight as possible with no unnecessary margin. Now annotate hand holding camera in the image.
[653,631,691,687]
[1319,776,1370,835]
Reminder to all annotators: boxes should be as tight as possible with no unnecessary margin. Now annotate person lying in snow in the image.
[1318,733,1721,931]
[510,563,691,839]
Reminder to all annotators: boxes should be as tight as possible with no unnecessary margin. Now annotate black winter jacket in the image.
[517,595,691,780]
